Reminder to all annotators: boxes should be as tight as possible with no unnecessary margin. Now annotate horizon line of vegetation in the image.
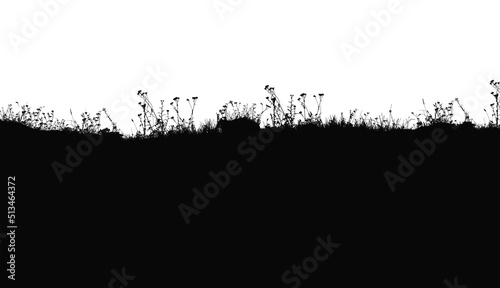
[1,82,499,139]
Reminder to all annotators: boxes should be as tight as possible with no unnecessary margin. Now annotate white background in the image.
[1,0,499,135]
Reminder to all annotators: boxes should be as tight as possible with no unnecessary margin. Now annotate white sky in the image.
[1,0,500,135]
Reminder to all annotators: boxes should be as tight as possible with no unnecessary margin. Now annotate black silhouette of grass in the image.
[215,117,261,140]
[2,80,500,138]
[2,82,499,288]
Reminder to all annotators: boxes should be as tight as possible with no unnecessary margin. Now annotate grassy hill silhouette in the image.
[0,85,499,287]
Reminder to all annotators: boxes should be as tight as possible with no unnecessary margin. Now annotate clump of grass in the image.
[411,99,456,128]
[171,96,198,132]
[197,119,217,134]
[486,79,500,127]
[296,92,324,126]
[69,107,121,135]
[132,90,198,138]
[1,102,68,131]
[216,100,265,124]
[325,109,357,128]
[261,85,324,128]
[325,105,413,131]
[263,85,289,127]
[0,102,119,134]
[70,110,101,133]
[215,85,324,129]
[377,106,414,130]
[361,106,413,130]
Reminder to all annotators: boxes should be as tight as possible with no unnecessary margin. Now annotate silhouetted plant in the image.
[326,109,357,128]
[487,79,500,127]
[69,108,118,134]
[169,96,197,132]
[131,91,198,138]
[297,92,324,125]
[326,105,413,130]
[264,85,291,127]
[262,85,324,128]
[454,98,472,124]
[285,93,298,127]
[198,119,217,134]
[411,99,455,128]
[101,108,119,133]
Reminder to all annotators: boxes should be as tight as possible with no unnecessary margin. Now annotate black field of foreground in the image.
[0,118,499,288]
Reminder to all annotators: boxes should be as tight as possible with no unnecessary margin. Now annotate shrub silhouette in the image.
[216,116,260,137]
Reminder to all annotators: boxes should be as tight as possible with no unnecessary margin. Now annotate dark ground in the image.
[1,120,499,288]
